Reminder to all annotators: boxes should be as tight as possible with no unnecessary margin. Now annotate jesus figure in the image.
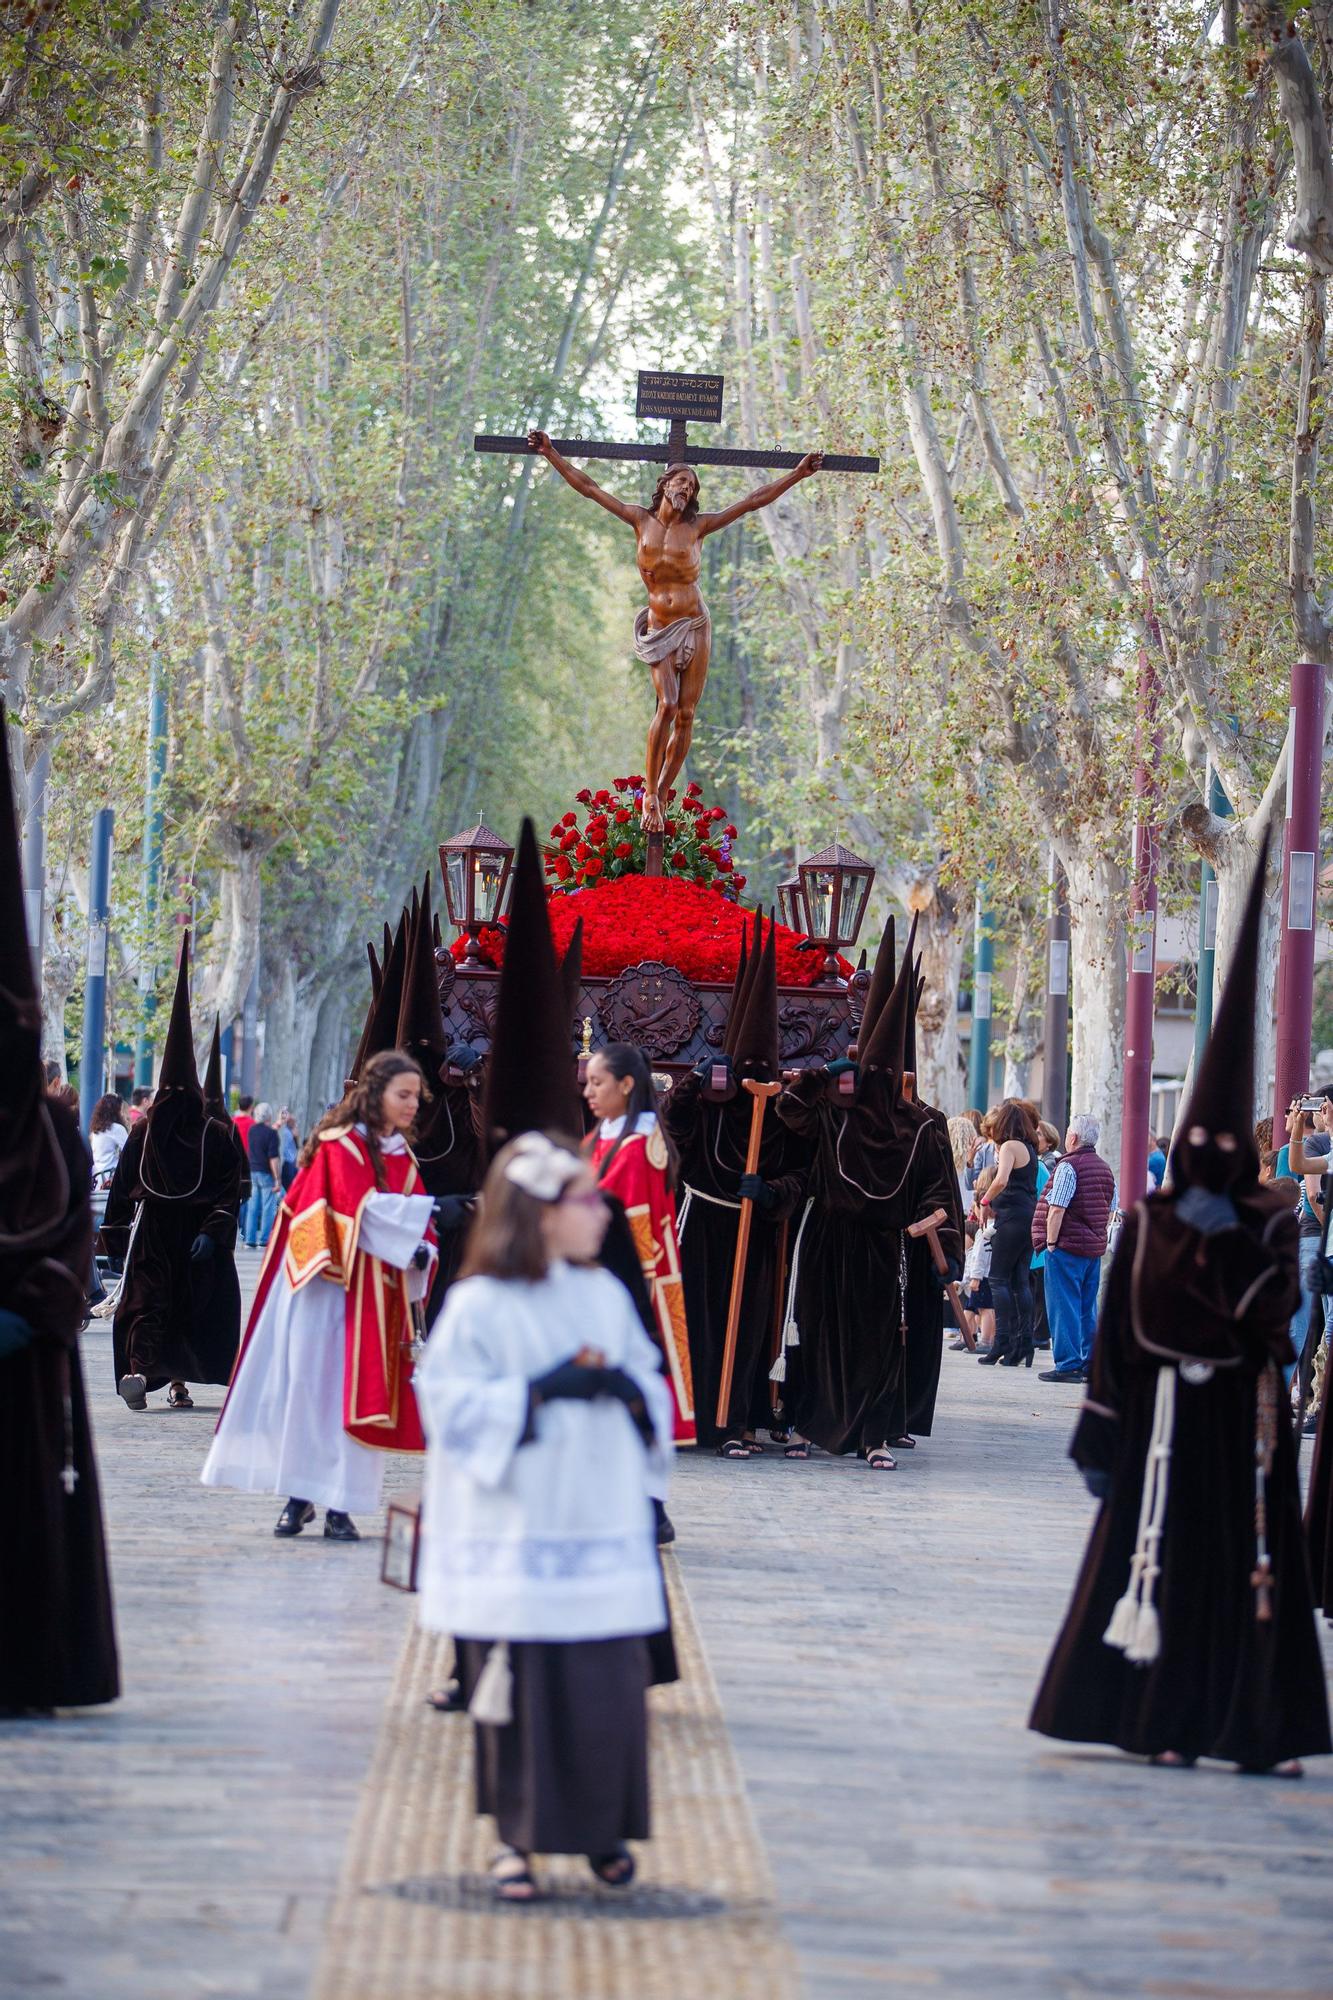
[526,430,823,832]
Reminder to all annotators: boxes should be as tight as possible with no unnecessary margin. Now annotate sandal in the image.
[890,1434,915,1449]
[167,1382,194,1409]
[491,1845,538,1901]
[1240,1758,1304,1779]
[717,1438,752,1459]
[425,1681,465,1713]
[1150,1751,1196,1768]
[866,1446,897,1471]
[768,1425,791,1445]
[783,1438,810,1459]
[589,1843,635,1888]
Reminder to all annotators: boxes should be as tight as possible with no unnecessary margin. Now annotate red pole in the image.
[1273,659,1326,1123]
[1119,634,1160,1204]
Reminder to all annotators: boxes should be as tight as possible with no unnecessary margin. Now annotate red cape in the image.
[223,1126,434,1453]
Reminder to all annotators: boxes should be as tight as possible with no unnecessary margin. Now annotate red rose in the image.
[686,781,702,795]
[576,789,592,805]
[615,841,633,858]
[666,788,677,801]
[575,842,590,861]
[614,808,631,824]
[613,777,629,789]
[628,775,644,787]
[561,829,578,851]
[671,849,689,868]
[554,855,572,880]
[710,805,726,821]
[586,855,603,876]
[717,854,733,871]
[735,875,747,890]
[594,789,612,805]
[550,823,563,838]
[562,811,577,826]
[724,824,738,838]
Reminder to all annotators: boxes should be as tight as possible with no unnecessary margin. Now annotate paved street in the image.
[3,1263,1331,1999]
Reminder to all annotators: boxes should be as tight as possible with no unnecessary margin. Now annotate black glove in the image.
[531,1359,607,1404]
[738,1172,778,1214]
[1082,1468,1111,1502]
[445,1041,483,1077]
[694,1051,731,1084]
[944,1257,963,1287]
[412,1244,431,1270]
[432,1194,474,1232]
[597,1365,656,1443]
[189,1233,215,1263]
[826,1058,858,1080]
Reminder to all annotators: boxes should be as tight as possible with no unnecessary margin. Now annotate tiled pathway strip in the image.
[2,1246,1330,1999]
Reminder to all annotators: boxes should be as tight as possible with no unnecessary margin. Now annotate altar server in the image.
[103,934,242,1412]
[202,1049,436,1541]
[1030,842,1330,1774]
[0,711,118,1712]
[416,1132,672,1900]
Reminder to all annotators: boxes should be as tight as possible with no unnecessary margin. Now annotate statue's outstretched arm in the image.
[697,450,823,536]
[526,430,643,528]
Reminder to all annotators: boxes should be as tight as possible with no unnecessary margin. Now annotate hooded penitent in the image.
[102,931,243,1395]
[396,872,481,1302]
[349,908,409,1084]
[204,1012,252,1202]
[1030,837,1330,1769]
[481,819,583,1153]
[854,916,896,1056]
[896,943,965,1439]
[663,907,810,1447]
[0,705,119,1708]
[773,905,960,1459]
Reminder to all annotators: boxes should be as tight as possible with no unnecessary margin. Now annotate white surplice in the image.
[201,1133,434,1515]
[415,1260,672,1642]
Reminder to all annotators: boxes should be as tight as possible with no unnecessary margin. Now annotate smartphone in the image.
[1300,1095,1325,1112]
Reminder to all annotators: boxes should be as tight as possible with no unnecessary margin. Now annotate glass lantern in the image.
[776,872,803,933]
[438,821,514,964]
[795,841,875,982]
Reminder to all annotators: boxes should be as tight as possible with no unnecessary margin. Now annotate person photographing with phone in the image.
[1279,1091,1332,1384]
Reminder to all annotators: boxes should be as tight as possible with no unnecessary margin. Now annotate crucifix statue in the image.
[476,372,879,834]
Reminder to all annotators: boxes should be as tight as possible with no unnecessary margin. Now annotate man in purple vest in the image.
[1030,1113,1117,1382]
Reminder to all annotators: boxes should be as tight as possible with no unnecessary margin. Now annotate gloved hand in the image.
[596,1365,656,1442]
[944,1257,963,1287]
[412,1244,432,1270]
[1082,1468,1111,1502]
[694,1051,731,1084]
[189,1233,215,1263]
[531,1358,608,1405]
[0,1307,35,1359]
[432,1194,474,1232]
[738,1172,778,1214]
[826,1058,858,1080]
[445,1041,483,1076]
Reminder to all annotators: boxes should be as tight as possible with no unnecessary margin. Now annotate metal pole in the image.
[134,652,166,1086]
[1042,848,1070,1133]
[1120,639,1161,1203]
[21,740,49,991]
[80,807,115,1134]
[1192,763,1231,1072]
[967,884,993,1109]
[1273,659,1327,1122]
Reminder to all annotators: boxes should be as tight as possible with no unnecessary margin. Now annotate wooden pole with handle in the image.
[716,1078,783,1429]
[906,1207,974,1351]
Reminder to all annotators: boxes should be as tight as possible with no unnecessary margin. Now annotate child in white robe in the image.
[415,1132,673,1901]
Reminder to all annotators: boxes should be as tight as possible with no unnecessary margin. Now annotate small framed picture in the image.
[381,1496,421,1592]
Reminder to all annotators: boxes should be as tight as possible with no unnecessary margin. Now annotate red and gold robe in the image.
[590,1120,695,1446]
[226,1126,435,1452]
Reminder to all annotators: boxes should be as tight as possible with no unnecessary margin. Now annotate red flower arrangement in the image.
[544,777,744,897]
[450,873,847,988]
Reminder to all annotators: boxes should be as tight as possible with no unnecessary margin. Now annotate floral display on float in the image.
[449,872,847,989]
[543,778,745,895]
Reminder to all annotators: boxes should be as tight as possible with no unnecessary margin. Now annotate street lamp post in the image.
[1042,850,1070,1134]
[80,808,115,1133]
[1273,659,1327,1121]
[967,885,993,1110]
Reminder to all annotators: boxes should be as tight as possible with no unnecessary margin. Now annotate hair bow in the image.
[502,1132,581,1202]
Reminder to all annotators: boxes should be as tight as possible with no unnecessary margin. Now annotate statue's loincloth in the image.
[632,606,711,674]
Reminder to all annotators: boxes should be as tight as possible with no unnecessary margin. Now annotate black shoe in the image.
[653,1499,676,1547]
[978,1342,1010,1366]
[1038,1367,1083,1383]
[324,1510,360,1541]
[274,1498,315,1537]
[117,1372,148,1411]
[1000,1339,1035,1369]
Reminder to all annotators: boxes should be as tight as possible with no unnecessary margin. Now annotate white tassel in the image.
[469,1640,513,1726]
[1125,1597,1161,1666]
[1103,1584,1140,1651]
[769,1352,786,1383]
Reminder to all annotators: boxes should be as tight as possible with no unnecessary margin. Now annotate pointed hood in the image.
[367,939,382,1006]
[0,703,64,1245]
[730,910,780,1081]
[904,956,925,1075]
[352,908,409,1080]
[203,1015,229,1119]
[157,932,201,1096]
[482,818,581,1154]
[1173,835,1268,1192]
[432,908,442,949]
[724,904,765,1059]
[396,874,447,1075]
[860,912,918,1077]
[857,916,897,1048]
[560,917,585,1028]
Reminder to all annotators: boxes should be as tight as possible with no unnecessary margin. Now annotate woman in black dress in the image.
[978,1098,1039,1368]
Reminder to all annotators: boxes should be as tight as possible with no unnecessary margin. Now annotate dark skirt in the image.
[458,1636,651,1856]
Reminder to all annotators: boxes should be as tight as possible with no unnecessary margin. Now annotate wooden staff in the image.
[716,1078,783,1428]
[906,1207,974,1352]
